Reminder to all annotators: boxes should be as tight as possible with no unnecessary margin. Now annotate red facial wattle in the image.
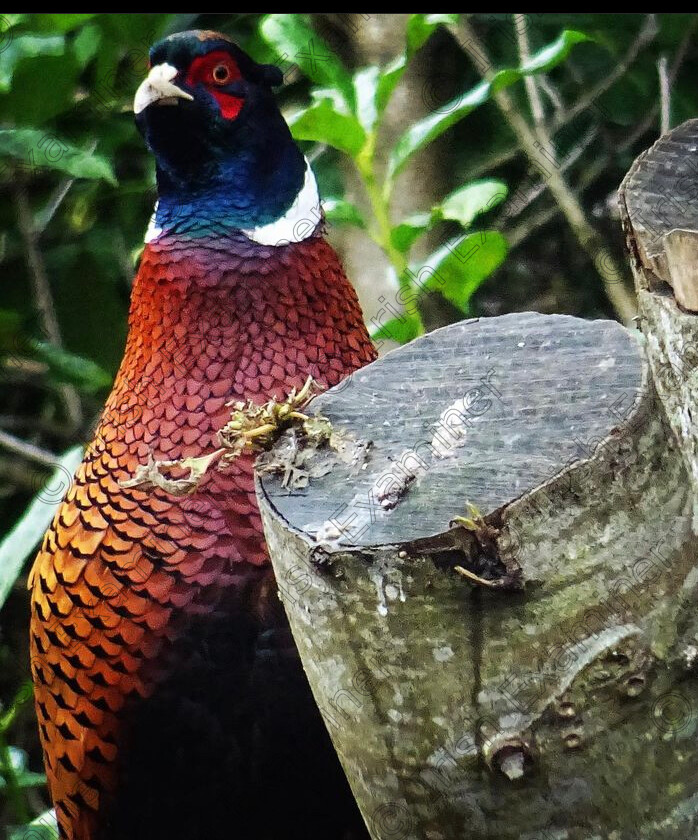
[185,49,244,120]
[211,90,244,120]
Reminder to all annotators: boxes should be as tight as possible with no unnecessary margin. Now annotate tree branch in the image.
[464,15,659,181]
[549,15,658,135]
[454,18,637,323]
[500,125,599,223]
[658,54,670,135]
[14,186,83,429]
[514,15,545,130]
[505,152,609,249]
[0,428,59,469]
[620,15,698,151]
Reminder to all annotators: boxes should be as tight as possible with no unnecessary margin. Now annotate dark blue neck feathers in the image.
[149,101,306,236]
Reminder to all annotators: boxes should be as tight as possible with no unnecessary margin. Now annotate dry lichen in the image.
[120,376,334,495]
[218,377,322,456]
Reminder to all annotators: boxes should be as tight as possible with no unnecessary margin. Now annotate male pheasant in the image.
[28,30,376,840]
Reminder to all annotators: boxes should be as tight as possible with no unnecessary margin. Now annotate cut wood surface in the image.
[263,313,645,550]
[256,125,698,839]
[620,117,698,309]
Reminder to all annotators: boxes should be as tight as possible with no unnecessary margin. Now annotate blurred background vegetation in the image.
[0,12,696,837]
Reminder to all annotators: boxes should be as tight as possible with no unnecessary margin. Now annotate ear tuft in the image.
[258,63,284,87]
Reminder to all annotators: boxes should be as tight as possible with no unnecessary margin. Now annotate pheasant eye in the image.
[212,64,231,84]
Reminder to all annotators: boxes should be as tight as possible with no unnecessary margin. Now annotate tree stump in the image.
[255,121,698,840]
[620,117,698,529]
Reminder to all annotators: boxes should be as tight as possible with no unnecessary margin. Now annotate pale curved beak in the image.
[133,63,194,115]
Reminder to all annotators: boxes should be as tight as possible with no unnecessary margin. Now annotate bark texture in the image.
[255,121,698,840]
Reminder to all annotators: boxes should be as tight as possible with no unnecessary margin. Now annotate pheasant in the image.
[28,30,376,840]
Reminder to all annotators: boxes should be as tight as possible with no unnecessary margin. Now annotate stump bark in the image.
[255,121,698,840]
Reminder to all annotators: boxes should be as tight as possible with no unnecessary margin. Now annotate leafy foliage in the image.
[260,13,589,340]
[0,446,83,609]
[0,129,115,183]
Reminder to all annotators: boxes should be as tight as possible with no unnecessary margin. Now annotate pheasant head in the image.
[134,30,310,238]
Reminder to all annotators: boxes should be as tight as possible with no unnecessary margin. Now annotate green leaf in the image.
[260,14,354,109]
[323,197,365,228]
[0,682,33,733]
[0,34,64,93]
[73,23,101,67]
[388,79,492,180]
[0,14,25,29]
[439,179,508,228]
[30,340,112,393]
[289,99,366,157]
[353,66,379,132]
[0,308,22,344]
[373,54,405,121]
[308,85,347,112]
[424,231,508,312]
[371,315,420,344]
[0,129,116,184]
[8,809,59,840]
[390,212,433,253]
[504,28,589,82]
[388,29,590,180]
[406,13,460,55]
[5,746,42,789]
[2,52,79,125]
[375,14,459,121]
[389,179,506,256]
[32,13,97,32]
[6,745,28,774]
[16,770,48,788]
[487,31,590,94]
[0,446,83,609]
